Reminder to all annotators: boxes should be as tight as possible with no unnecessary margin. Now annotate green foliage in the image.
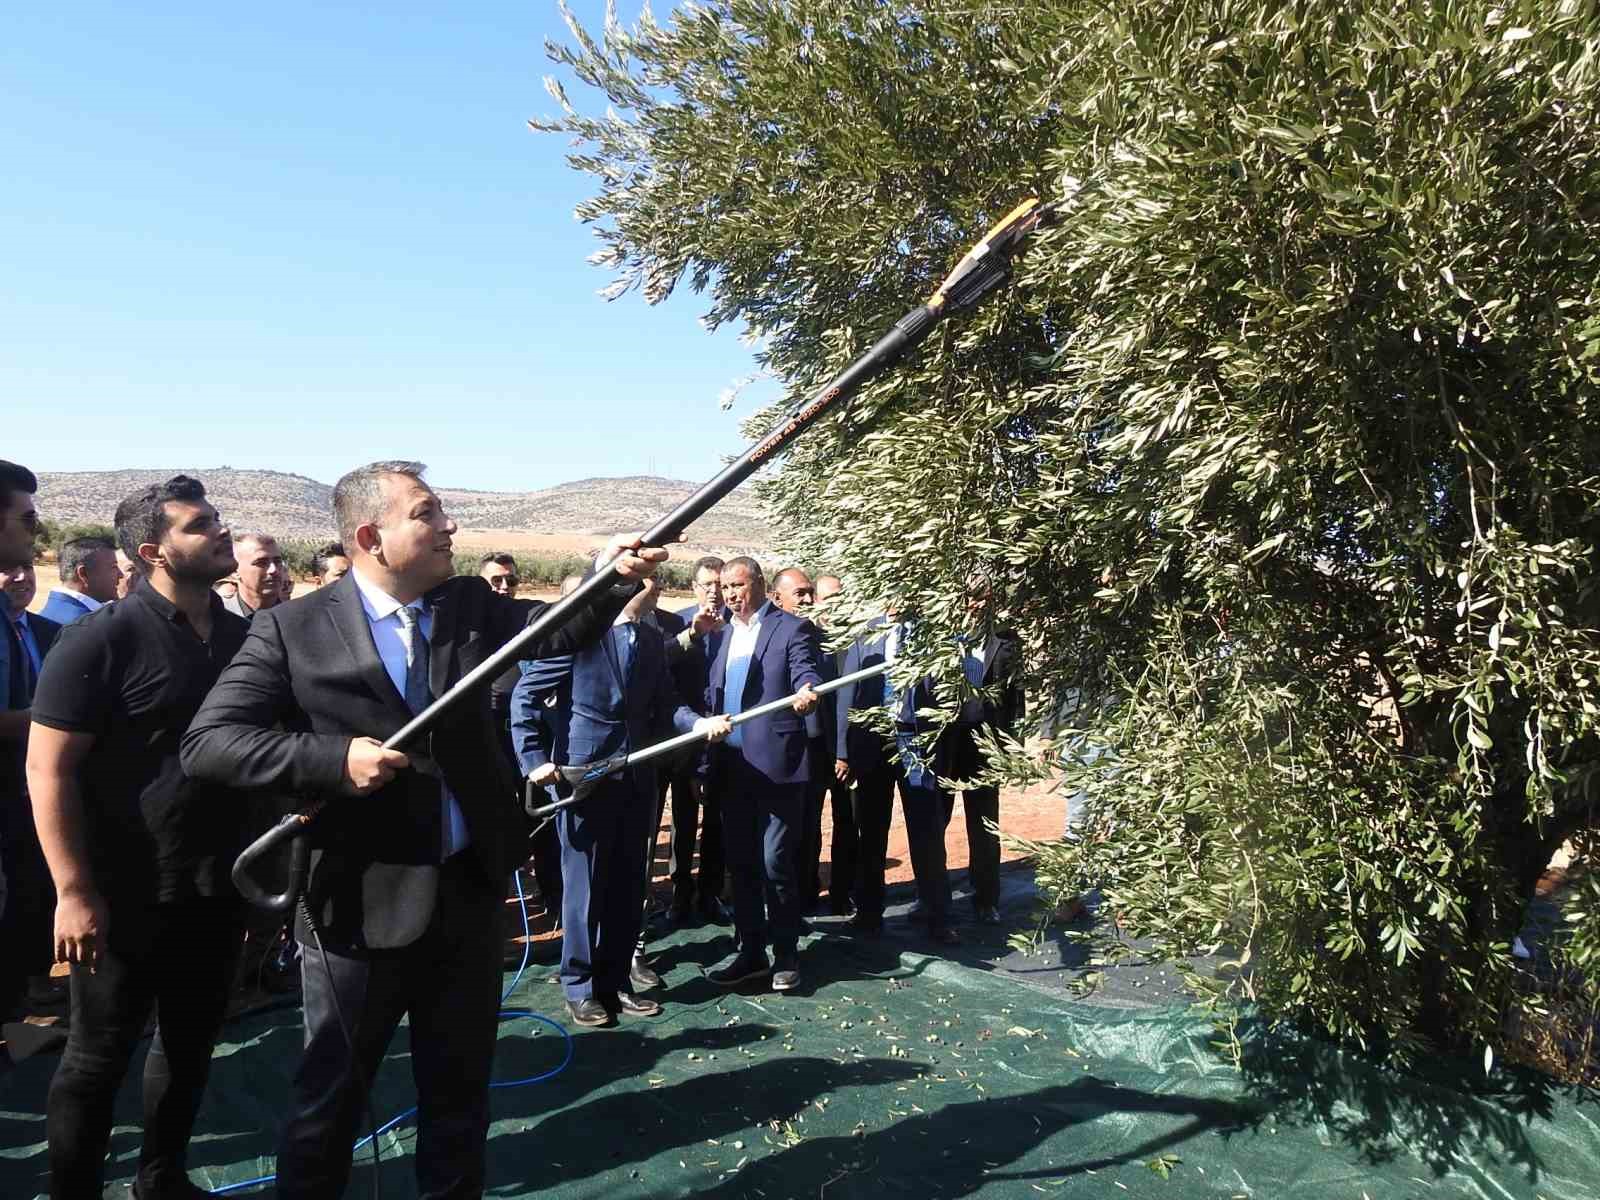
[36,518,116,553]
[541,0,1600,1063]
[445,549,695,592]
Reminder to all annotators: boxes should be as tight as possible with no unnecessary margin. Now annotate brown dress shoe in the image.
[608,990,663,1017]
[566,997,614,1027]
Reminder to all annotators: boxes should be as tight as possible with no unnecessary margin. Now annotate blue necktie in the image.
[394,605,446,857]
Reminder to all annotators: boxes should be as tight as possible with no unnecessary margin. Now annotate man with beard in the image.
[181,461,666,1199]
[27,475,250,1199]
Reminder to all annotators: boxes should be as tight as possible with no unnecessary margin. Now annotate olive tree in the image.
[537,0,1600,1061]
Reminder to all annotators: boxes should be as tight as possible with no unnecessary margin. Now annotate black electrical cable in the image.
[299,895,383,1200]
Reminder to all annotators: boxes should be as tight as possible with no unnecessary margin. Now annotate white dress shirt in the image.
[720,600,770,749]
[350,568,470,857]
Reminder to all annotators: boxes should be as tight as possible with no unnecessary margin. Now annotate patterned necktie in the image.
[393,604,430,714]
[393,604,449,858]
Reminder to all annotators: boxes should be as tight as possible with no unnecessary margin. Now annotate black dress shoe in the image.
[608,989,663,1017]
[847,914,883,937]
[708,952,770,986]
[629,953,663,992]
[566,997,614,1027]
[666,904,694,928]
[974,905,1001,925]
[772,956,802,992]
[928,925,961,946]
[829,898,856,917]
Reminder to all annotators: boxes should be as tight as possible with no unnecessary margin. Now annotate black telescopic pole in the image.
[232,196,1057,910]
[378,320,920,754]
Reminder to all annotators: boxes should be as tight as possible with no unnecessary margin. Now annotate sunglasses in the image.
[0,510,42,533]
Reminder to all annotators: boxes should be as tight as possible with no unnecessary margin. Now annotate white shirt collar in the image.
[56,587,104,612]
[350,566,420,624]
[730,600,771,629]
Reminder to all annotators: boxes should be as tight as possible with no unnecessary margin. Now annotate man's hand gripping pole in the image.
[525,660,891,825]
[231,198,1057,912]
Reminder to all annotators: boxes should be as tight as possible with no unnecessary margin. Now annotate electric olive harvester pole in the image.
[232,197,1059,911]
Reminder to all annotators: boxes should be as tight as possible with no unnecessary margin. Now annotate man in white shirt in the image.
[702,557,821,992]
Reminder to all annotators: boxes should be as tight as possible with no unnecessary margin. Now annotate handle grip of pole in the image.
[231,808,321,914]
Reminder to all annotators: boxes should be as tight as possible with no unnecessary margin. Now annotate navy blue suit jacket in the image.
[4,609,61,809]
[708,602,822,785]
[39,590,96,626]
[511,621,699,782]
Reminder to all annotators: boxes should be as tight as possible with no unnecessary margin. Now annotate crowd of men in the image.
[0,458,1024,1200]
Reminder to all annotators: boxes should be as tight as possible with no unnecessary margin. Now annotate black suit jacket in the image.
[181,569,635,951]
[957,631,1025,732]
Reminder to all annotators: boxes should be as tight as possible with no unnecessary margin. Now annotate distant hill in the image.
[34,468,773,554]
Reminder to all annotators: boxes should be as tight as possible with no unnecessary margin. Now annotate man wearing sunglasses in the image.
[0,461,40,571]
[0,462,48,1032]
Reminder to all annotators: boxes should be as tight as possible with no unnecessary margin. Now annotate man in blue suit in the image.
[835,613,960,944]
[40,537,123,626]
[512,576,716,1027]
[1,553,63,1019]
[664,555,729,924]
[704,557,822,991]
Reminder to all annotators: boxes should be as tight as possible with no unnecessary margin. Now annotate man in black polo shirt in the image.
[26,475,248,1200]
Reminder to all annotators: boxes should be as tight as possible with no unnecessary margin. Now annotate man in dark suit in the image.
[0,459,40,1018]
[663,555,728,924]
[1,553,62,1021]
[835,615,960,944]
[181,460,667,1200]
[945,595,1025,923]
[487,566,563,920]
[812,574,856,915]
[40,536,123,626]
[512,576,714,1027]
[631,593,722,985]
[703,557,821,991]
[770,567,834,914]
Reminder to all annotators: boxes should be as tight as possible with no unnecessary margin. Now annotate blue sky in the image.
[1,2,775,492]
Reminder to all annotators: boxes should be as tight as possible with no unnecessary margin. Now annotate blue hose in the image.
[209,870,570,1195]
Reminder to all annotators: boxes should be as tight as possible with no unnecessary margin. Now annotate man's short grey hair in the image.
[232,531,280,552]
[59,536,116,585]
[332,461,428,546]
[724,555,764,584]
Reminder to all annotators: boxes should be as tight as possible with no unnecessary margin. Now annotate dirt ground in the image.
[505,776,1068,953]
